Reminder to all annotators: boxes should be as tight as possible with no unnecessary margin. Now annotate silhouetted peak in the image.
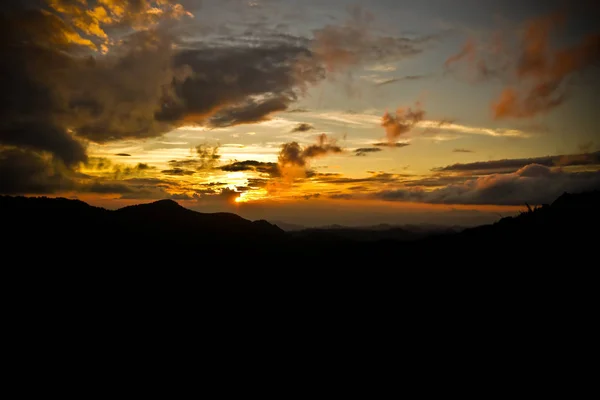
[118,198,186,213]
[551,190,600,209]
[150,199,182,209]
[252,219,285,234]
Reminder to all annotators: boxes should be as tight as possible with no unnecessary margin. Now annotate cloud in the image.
[0,2,434,195]
[112,162,157,180]
[381,102,425,144]
[355,148,383,156]
[116,153,132,157]
[375,75,428,86]
[446,10,600,118]
[434,151,600,173]
[453,149,474,153]
[195,143,222,170]
[445,39,476,69]
[302,134,343,159]
[373,142,411,148]
[311,5,431,73]
[46,0,192,52]
[164,143,222,173]
[443,38,496,81]
[291,123,315,133]
[365,64,397,72]
[374,164,600,205]
[313,172,407,185]
[417,120,528,138]
[161,168,195,176]
[277,134,343,180]
[0,148,75,195]
[220,160,280,177]
[0,2,194,194]
[0,147,150,196]
[0,121,88,167]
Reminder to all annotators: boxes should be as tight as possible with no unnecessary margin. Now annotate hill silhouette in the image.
[1,190,598,262]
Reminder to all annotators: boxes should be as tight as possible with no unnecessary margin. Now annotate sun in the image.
[235,193,248,203]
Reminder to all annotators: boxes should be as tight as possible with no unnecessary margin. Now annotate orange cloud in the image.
[46,0,192,52]
[492,11,600,119]
[445,38,476,68]
[447,9,599,119]
[274,134,343,187]
[444,38,496,81]
[381,103,424,144]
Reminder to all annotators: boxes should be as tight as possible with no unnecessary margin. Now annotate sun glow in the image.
[235,189,269,203]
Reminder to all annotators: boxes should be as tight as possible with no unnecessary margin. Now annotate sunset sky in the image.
[1,0,599,226]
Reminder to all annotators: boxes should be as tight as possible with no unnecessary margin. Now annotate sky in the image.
[1,0,599,227]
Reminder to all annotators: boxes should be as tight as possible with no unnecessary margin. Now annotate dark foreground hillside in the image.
[1,190,599,263]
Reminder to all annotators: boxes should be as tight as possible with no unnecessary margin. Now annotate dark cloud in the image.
[453,149,474,153]
[278,134,343,170]
[161,168,195,176]
[302,134,343,159]
[112,163,157,180]
[168,158,200,169]
[155,38,325,127]
[329,194,354,200]
[247,178,270,188]
[291,123,315,133]
[136,163,152,170]
[313,172,407,185]
[207,95,293,128]
[116,153,132,157]
[355,148,383,156]
[279,142,307,168]
[0,148,74,195]
[373,142,411,148]
[220,160,280,177]
[166,143,222,172]
[374,164,600,205]
[402,175,471,188]
[434,151,600,173]
[0,122,88,167]
[0,4,191,152]
[195,144,222,170]
[0,2,191,194]
[0,147,141,196]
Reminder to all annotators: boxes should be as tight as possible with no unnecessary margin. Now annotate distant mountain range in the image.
[2,190,598,261]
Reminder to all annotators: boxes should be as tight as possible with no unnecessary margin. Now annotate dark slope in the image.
[115,199,283,238]
[0,196,284,256]
[419,190,600,249]
[1,190,598,262]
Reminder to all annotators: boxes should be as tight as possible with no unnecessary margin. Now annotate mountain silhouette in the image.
[1,190,598,262]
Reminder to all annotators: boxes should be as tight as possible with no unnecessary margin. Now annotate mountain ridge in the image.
[1,190,598,260]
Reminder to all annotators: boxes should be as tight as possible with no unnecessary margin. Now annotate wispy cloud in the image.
[373,142,411,148]
[364,64,398,72]
[375,75,428,86]
[418,121,530,138]
[354,148,383,156]
[433,151,600,173]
